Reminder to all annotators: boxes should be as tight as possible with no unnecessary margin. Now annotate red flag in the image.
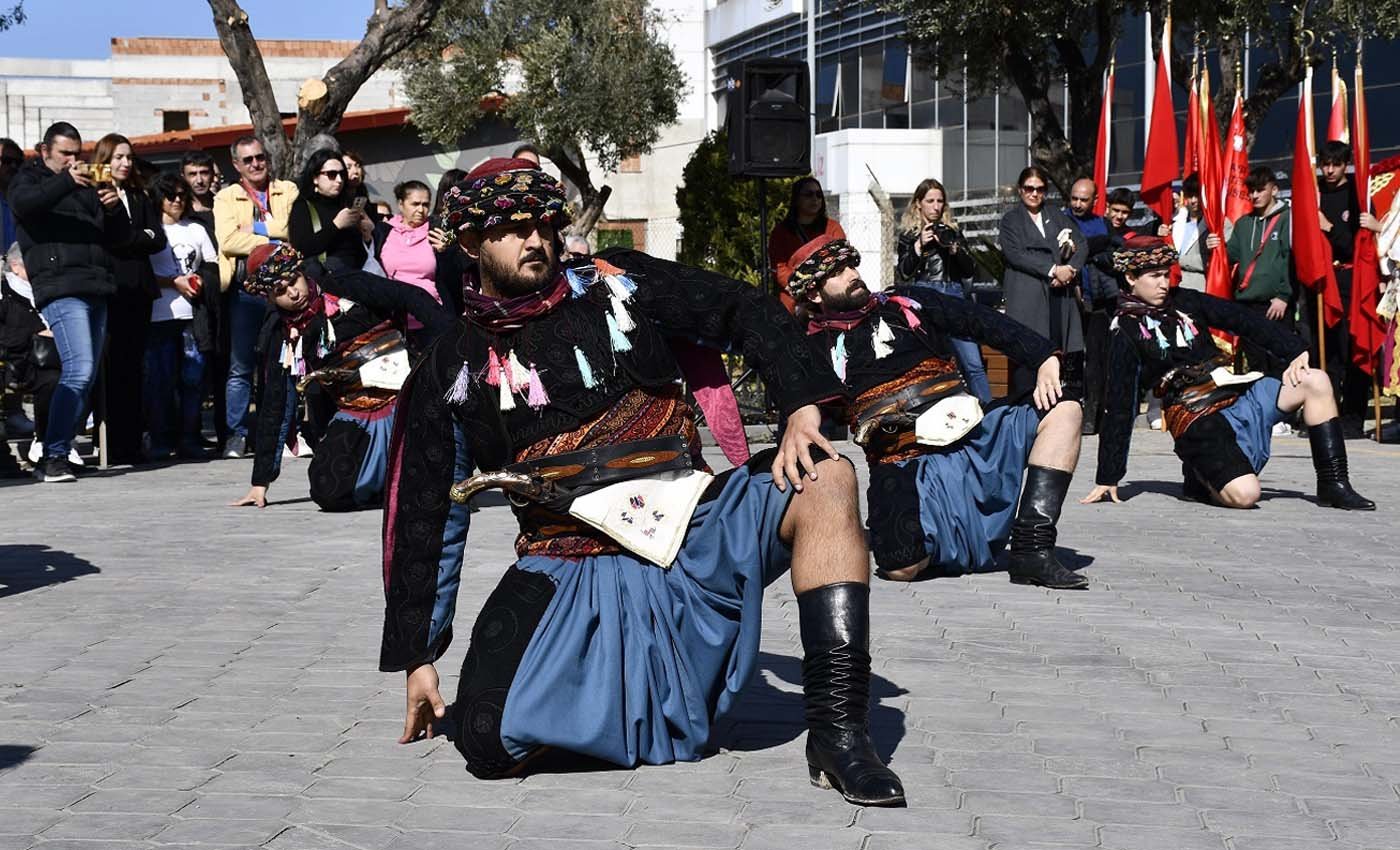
[1328,64,1351,144]
[1140,16,1180,227]
[1092,62,1114,216]
[1199,68,1232,304]
[1291,66,1344,327]
[1349,59,1384,373]
[1222,91,1252,226]
[1184,62,1201,180]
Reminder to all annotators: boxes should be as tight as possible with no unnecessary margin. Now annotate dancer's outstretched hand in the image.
[773,404,838,494]
[400,663,446,744]
[1080,484,1121,504]
[229,485,268,508]
[1033,356,1063,411]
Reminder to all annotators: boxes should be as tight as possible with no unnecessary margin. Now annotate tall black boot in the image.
[1309,418,1375,510]
[797,582,905,807]
[1007,466,1089,589]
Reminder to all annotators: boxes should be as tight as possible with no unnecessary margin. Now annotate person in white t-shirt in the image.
[146,174,218,459]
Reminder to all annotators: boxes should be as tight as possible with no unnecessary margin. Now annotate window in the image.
[163,110,190,132]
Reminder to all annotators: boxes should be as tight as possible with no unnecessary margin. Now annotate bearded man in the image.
[377,158,905,806]
[790,235,1089,590]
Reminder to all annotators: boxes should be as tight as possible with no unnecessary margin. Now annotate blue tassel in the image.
[564,266,592,298]
[607,312,633,352]
[574,345,598,388]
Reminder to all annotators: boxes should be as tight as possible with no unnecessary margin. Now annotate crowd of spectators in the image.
[0,122,475,483]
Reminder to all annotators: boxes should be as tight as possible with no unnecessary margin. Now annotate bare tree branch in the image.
[207,0,292,175]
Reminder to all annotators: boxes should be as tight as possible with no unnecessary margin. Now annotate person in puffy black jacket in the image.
[7,122,134,482]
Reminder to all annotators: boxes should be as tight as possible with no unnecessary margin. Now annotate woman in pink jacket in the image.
[377,180,441,356]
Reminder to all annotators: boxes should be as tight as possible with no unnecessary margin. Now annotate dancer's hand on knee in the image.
[1080,484,1120,504]
[1033,356,1063,411]
[1283,352,1310,388]
[400,663,446,744]
[773,404,837,494]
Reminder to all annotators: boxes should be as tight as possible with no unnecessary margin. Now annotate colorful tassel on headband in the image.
[574,346,598,389]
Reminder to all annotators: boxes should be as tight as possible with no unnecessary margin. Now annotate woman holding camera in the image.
[289,149,370,275]
[894,178,991,404]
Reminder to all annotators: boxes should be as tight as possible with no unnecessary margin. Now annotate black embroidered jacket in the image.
[1094,288,1307,486]
[378,249,840,672]
[808,287,1057,398]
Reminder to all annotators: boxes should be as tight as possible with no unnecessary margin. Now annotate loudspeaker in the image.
[726,58,811,178]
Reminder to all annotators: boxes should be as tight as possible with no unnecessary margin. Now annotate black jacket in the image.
[895,226,976,292]
[1094,288,1307,485]
[108,187,168,300]
[290,192,368,274]
[7,159,134,309]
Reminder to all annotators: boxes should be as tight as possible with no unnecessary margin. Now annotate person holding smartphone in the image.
[289,149,370,275]
[894,178,990,403]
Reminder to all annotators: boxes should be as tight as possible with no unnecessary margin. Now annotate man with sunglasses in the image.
[213,136,299,459]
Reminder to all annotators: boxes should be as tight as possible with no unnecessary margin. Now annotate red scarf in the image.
[241,179,271,220]
[805,294,881,335]
[463,273,572,332]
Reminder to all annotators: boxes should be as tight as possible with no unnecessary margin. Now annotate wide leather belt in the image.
[848,361,964,447]
[449,435,694,511]
[1156,356,1244,439]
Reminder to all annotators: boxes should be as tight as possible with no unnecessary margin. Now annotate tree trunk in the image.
[546,144,611,237]
[208,0,444,179]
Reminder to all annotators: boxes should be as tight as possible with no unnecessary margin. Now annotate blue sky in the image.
[0,0,367,59]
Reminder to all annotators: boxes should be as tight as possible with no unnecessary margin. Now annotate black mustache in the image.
[520,251,548,265]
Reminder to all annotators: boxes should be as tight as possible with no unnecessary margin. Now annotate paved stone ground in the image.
[3,429,1400,850]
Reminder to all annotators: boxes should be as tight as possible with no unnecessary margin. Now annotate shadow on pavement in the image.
[0,544,100,599]
[0,744,36,770]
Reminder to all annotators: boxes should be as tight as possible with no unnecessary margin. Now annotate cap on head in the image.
[787,235,861,302]
[244,243,305,299]
[1112,235,1178,277]
[434,156,571,236]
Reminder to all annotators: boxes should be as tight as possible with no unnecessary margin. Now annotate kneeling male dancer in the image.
[790,234,1088,589]
[1083,236,1374,511]
[379,158,905,805]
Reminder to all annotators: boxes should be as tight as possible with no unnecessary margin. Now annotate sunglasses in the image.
[1020,184,1046,194]
[319,169,346,180]
[240,153,268,166]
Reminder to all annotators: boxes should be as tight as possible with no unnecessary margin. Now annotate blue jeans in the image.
[39,295,108,460]
[907,281,992,404]
[225,287,269,438]
[144,320,205,451]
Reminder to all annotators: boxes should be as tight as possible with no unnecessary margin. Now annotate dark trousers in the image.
[1298,272,1370,416]
[1236,300,1298,375]
[100,290,153,463]
[1081,300,1115,432]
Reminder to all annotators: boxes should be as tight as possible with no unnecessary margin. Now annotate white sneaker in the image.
[68,448,84,466]
[27,439,41,464]
[1271,421,1293,437]
[1148,418,1164,431]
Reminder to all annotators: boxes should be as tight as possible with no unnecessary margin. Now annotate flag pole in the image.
[1303,43,1328,371]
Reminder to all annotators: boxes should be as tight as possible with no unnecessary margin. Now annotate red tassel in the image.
[485,348,502,387]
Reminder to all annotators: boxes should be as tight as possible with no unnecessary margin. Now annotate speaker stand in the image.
[755,176,771,298]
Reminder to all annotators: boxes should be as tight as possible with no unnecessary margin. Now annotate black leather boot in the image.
[1007,466,1089,589]
[797,582,905,807]
[1309,418,1376,510]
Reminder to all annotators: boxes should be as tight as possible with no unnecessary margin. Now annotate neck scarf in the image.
[281,279,325,334]
[462,272,572,333]
[1115,291,1198,352]
[806,293,881,335]
[241,179,271,219]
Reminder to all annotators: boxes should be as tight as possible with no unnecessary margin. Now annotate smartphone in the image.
[352,196,368,212]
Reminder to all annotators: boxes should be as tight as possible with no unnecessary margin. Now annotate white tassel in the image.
[445,362,472,404]
[610,294,636,332]
[872,318,895,359]
[604,274,634,303]
[498,376,516,411]
[507,350,530,391]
